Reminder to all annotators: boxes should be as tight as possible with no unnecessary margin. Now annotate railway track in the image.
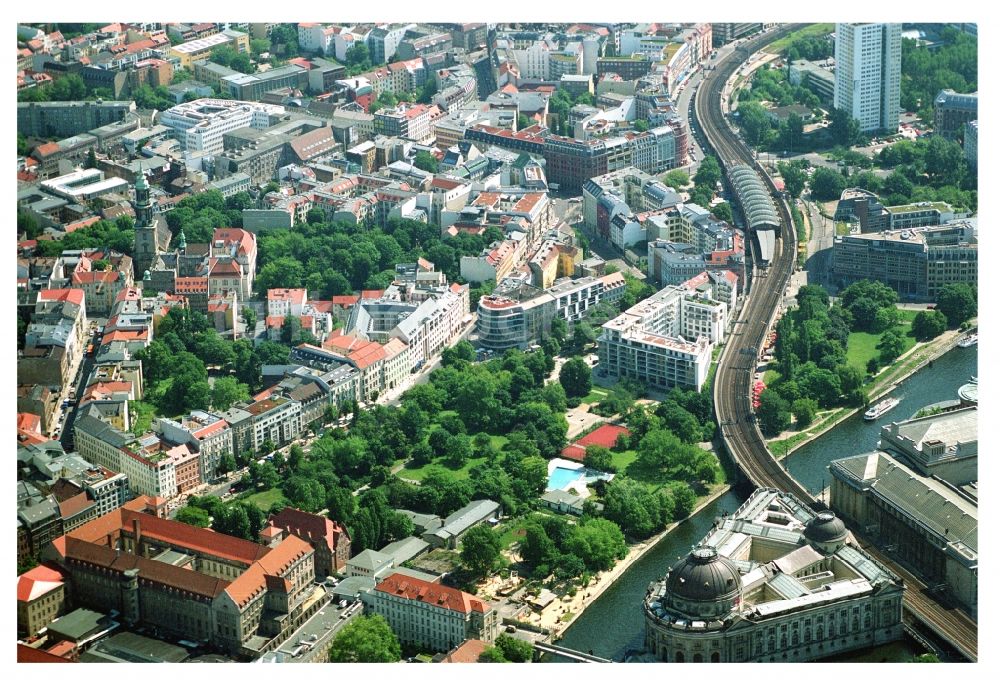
[695,26,978,661]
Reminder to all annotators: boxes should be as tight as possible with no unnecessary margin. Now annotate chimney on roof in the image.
[107,533,115,550]
[132,517,142,556]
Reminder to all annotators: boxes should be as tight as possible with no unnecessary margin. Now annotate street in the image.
[803,194,835,290]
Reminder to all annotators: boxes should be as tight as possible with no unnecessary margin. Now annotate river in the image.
[786,345,978,495]
[556,346,977,661]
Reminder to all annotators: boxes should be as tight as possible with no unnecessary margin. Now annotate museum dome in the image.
[804,512,848,544]
[665,545,742,603]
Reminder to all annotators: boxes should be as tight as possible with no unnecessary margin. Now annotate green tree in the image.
[241,306,257,330]
[923,135,966,187]
[693,154,722,190]
[710,201,733,223]
[736,101,772,149]
[460,525,502,578]
[664,169,691,190]
[211,376,250,411]
[936,283,977,327]
[791,397,817,428]
[758,389,792,437]
[829,107,862,146]
[911,309,947,341]
[413,150,439,173]
[566,517,627,572]
[479,646,508,663]
[559,357,592,398]
[583,445,615,473]
[809,166,847,200]
[668,481,697,520]
[778,161,807,199]
[634,119,649,132]
[495,634,534,662]
[176,506,211,528]
[345,42,371,68]
[328,615,401,663]
[250,38,271,57]
[549,316,568,344]
[877,328,906,364]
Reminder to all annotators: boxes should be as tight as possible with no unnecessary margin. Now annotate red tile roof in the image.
[267,507,349,553]
[267,288,307,304]
[17,564,67,602]
[64,216,101,233]
[17,412,41,433]
[440,639,488,663]
[331,295,360,307]
[224,535,311,608]
[17,644,73,663]
[63,536,229,600]
[376,572,490,614]
[193,419,229,439]
[38,288,85,306]
[58,492,95,520]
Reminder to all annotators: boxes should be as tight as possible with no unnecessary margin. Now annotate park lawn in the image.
[397,455,489,483]
[610,449,638,472]
[241,487,288,512]
[497,510,562,550]
[581,387,609,404]
[496,516,532,550]
[764,23,835,53]
[846,322,917,370]
[488,434,508,451]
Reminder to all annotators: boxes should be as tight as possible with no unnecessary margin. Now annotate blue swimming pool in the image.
[547,467,584,491]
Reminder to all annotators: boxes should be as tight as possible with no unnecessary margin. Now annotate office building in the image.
[644,488,904,662]
[933,90,977,140]
[789,60,836,105]
[18,100,136,138]
[159,99,285,154]
[834,23,901,133]
[831,220,977,299]
[711,23,763,47]
[221,65,309,101]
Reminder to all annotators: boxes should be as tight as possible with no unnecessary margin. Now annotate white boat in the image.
[958,333,978,348]
[864,397,900,421]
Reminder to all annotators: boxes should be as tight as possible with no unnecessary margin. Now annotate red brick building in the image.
[261,507,351,578]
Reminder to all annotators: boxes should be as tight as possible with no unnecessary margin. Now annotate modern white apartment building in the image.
[834,23,901,133]
[478,273,625,350]
[370,572,500,652]
[159,99,285,154]
[598,285,722,391]
[246,396,302,451]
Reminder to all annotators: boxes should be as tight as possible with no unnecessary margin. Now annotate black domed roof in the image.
[804,512,848,543]
[666,545,742,602]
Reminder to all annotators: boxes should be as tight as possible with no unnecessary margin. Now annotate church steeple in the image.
[177,229,187,253]
[134,172,152,229]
